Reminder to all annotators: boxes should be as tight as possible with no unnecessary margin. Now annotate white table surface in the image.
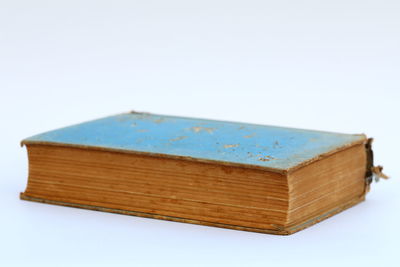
[1,1,399,266]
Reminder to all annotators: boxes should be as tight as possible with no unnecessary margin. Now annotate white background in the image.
[1,1,399,266]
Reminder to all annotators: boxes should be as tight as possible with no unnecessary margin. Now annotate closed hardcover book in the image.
[20,111,386,235]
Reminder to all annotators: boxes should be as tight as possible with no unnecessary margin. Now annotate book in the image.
[20,111,387,235]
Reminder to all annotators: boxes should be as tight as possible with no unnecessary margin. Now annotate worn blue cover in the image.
[22,112,365,171]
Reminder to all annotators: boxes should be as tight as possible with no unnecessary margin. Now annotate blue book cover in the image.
[22,111,366,173]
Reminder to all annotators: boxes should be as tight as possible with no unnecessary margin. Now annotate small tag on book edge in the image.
[365,138,389,193]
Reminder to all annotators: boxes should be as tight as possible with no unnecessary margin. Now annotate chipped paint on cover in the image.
[22,112,365,170]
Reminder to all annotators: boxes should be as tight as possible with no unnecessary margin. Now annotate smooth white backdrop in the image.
[1,1,399,266]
